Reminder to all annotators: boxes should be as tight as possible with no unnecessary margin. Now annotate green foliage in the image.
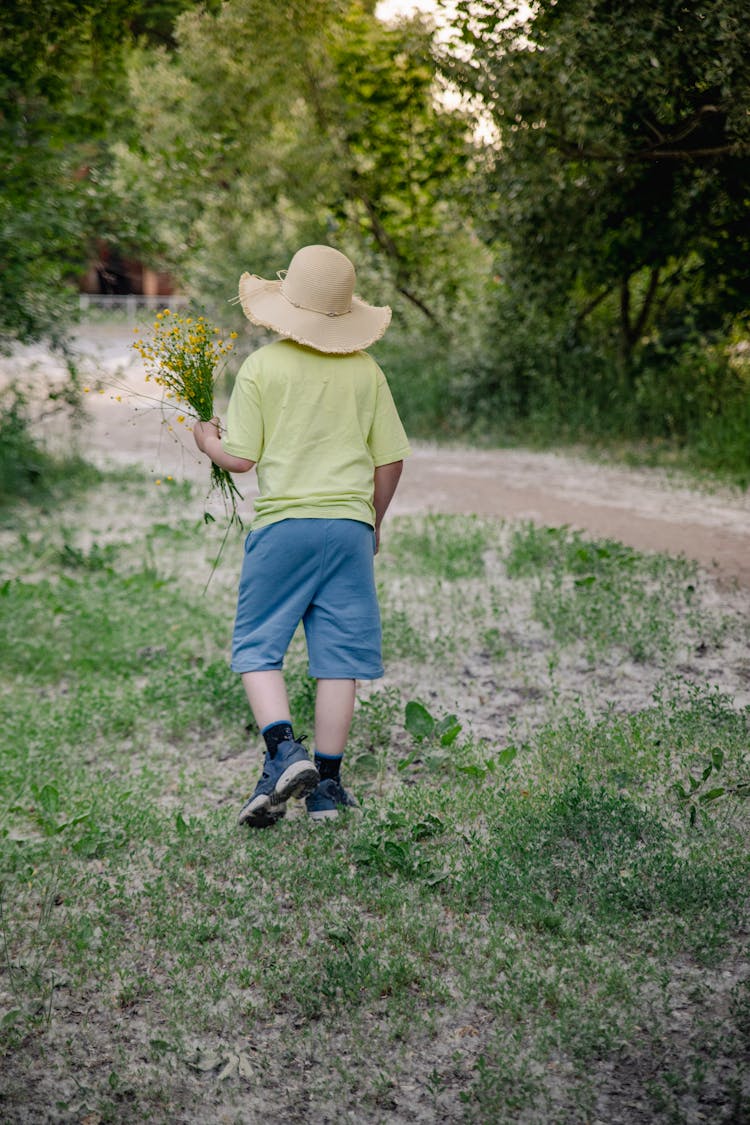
[0,388,47,500]
[0,1,215,349]
[673,747,750,827]
[384,513,490,580]
[450,0,750,348]
[437,0,750,473]
[505,523,699,661]
[0,385,99,505]
[116,0,476,324]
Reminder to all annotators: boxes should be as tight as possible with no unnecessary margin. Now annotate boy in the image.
[193,245,410,828]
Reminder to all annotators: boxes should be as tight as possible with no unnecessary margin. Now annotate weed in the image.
[505,522,701,661]
[348,686,403,791]
[0,382,99,508]
[673,746,750,826]
[383,513,493,580]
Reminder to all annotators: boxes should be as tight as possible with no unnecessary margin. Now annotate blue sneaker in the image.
[238,739,319,828]
[305,777,359,821]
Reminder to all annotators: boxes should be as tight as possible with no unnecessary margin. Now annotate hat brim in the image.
[238,274,391,354]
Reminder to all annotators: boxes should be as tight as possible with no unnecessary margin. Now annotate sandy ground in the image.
[5,322,750,586]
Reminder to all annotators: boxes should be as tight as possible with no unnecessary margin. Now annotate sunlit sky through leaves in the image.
[375,0,439,21]
[376,0,500,144]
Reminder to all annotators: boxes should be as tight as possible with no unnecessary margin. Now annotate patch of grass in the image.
[0,484,747,1123]
[383,513,493,580]
[506,522,703,661]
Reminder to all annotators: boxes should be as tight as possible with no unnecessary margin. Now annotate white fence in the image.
[78,293,190,320]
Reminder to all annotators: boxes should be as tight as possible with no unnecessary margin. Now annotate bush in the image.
[379,279,750,485]
[0,385,48,500]
[0,383,98,506]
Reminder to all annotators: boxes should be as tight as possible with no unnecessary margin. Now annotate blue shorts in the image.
[231,518,383,679]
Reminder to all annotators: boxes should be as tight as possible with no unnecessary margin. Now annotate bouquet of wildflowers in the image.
[132,310,243,523]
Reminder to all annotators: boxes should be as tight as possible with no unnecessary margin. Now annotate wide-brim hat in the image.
[237,244,391,354]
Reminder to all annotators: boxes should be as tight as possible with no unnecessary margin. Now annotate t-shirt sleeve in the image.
[368,366,411,467]
[223,355,264,461]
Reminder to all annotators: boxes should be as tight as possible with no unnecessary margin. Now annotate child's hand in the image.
[192,419,255,474]
[193,417,221,453]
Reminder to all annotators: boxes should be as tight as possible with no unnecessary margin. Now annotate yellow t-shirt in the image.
[223,340,411,529]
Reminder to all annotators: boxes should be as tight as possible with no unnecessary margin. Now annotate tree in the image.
[446,0,750,369]
[0,0,217,350]
[116,0,476,323]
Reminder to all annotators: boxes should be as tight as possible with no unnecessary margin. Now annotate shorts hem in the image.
[308,666,384,680]
[231,660,284,674]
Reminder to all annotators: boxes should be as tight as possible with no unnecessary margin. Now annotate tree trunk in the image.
[619,266,661,371]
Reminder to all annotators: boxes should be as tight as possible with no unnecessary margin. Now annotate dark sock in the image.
[314,752,342,781]
[262,721,295,758]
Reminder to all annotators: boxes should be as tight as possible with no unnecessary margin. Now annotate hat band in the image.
[280,283,351,319]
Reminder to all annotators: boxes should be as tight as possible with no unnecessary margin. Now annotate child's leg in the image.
[314,678,356,757]
[241,670,292,729]
[307,678,359,819]
[237,669,318,828]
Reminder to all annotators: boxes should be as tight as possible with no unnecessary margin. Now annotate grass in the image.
[0,475,748,1123]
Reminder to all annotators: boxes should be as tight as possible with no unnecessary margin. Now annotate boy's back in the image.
[223,338,410,530]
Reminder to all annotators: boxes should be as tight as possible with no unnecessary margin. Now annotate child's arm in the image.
[373,460,403,552]
[193,418,255,474]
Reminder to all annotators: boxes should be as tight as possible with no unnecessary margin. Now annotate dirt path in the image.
[8,324,750,586]
[396,446,750,588]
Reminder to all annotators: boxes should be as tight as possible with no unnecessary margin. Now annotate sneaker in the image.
[305,777,360,821]
[238,739,319,828]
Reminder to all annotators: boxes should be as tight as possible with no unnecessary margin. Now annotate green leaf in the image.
[37,783,60,815]
[436,713,459,735]
[711,748,724,771]
[426,872,450,886]
[455,764,487,779]
[404,701,435,741]
[439,722,462,747]
[698,787,725,803]
[396,751,420,772]
[497,746,518,768]
[411,814,444,840]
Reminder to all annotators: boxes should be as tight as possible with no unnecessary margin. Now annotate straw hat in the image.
[237,245,391,354]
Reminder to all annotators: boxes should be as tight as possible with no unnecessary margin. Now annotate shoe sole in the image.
[307,807,339,821]
[275,760,319,803]
[237,794,287,828]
